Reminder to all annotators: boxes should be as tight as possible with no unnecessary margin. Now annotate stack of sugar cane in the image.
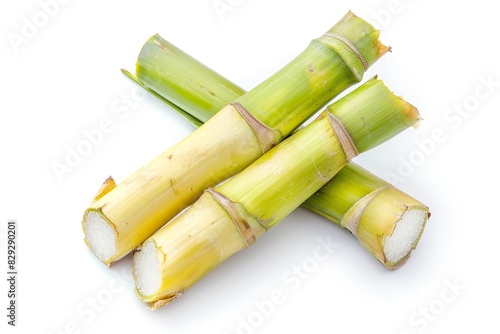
[82,12,429,309]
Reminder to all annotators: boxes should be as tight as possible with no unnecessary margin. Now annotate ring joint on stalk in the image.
[341,185,390,235]
[327,113,359,161]
[322,33,369,71]
[207,188,267,248]
[229,102,282,152]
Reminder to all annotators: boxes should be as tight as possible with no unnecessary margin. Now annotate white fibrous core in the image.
[383,208,428,264]
[83,211,117,262]
[133,239,161,297]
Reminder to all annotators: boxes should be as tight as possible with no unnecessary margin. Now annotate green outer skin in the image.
[136,34,246,124]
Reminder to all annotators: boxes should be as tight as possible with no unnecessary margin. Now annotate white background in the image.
[2,0,499,333]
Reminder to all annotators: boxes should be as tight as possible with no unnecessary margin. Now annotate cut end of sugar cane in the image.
[133,239,163,303]
[82,177,119,266]
[302,163,429,270]
[382,206,429,269]
[133,190,252,307]
[132,240,182,309]
[82,209,117,266]
[309,185,429,270]
[349,186,430,270]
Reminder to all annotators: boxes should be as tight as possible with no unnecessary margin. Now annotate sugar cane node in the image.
[228,102,282,152]
[322,33,369,71]
[207,188,268,247]
[327,113,359,161]
[341,185,390,235]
